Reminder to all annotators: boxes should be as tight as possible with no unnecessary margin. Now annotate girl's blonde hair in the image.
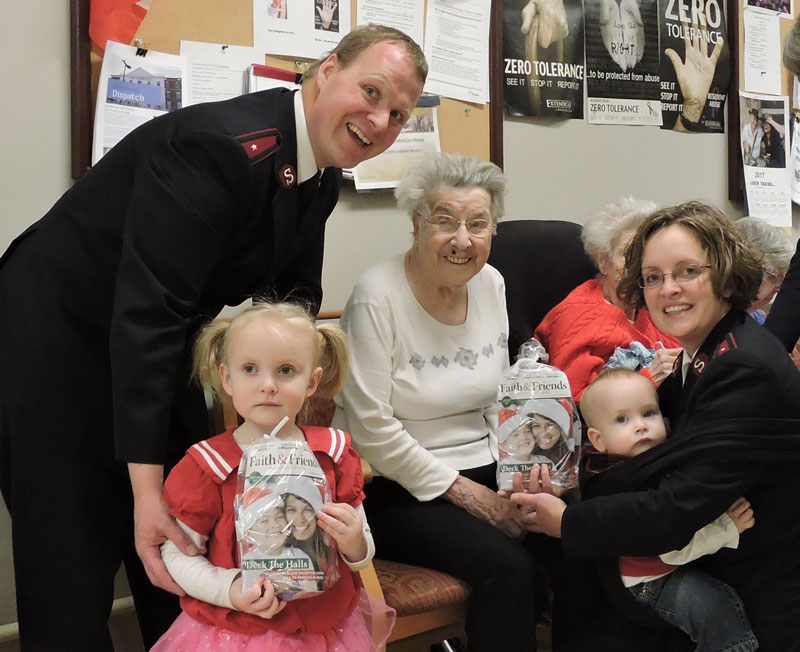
[192,301,349,426]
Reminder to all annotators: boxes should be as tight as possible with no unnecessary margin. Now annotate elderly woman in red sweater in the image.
[535,197,681,402]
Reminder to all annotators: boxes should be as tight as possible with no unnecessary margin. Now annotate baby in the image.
[578,368,758,652]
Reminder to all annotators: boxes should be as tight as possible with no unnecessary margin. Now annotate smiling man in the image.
[0,23,425,652]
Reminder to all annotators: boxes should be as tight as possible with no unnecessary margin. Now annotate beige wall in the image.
[2,0,798,634]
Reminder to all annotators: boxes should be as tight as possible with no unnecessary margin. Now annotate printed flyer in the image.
[236,438,339,600]
[585,0,662,125]
[658,0,729,131]
[740,92,792,226]
[503,0,585,118]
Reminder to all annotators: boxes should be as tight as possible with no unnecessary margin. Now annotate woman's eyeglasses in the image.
[426,214,494,237]
[638,263,712,289]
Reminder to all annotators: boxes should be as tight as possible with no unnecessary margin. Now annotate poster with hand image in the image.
[658,0,729,131]
[503,0,585,118]
[585,0,662,124]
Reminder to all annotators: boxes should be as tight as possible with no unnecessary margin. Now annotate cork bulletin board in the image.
[69,0,505,180]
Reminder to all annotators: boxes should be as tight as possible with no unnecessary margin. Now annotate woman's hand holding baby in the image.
[317,503,367,562]
[230,575,286,619]
[727,497,755,534]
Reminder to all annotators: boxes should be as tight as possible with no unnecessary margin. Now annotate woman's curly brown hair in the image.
[616,201,763,312]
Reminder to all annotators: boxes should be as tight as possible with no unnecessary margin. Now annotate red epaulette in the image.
[236,128,281,165]
[713,332,738,359]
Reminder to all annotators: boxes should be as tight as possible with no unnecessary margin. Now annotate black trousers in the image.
[0,250,208,651]
[364,464,559,652]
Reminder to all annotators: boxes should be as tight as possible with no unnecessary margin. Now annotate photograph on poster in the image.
[741,97,786,168]
[746,0,793,18]
[740,92,791,226]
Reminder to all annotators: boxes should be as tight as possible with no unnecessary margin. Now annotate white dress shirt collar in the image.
[294,89,319,184]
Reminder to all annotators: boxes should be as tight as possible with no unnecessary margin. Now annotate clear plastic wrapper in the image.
[496,338,581,491]
[235,426,339,601]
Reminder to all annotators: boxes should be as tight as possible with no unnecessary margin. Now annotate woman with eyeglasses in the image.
[332,153,549,651]
[535,196,681,403]
[512,201,800,652]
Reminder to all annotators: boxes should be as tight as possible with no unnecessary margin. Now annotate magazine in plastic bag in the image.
[496,339,581,491]
[235,424,339,600]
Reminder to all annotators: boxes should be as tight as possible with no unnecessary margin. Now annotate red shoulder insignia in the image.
[236,128,281,165]
[713,333,738,359]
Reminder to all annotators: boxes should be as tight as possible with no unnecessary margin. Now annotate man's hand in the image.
[129,463,201,595]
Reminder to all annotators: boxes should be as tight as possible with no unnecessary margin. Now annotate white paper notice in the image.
[180,41,267,106]
[743,8,782,95]
[740,91,792,226]
[794,76,800,109]
[791,116,800,204]
[352,104,441,190]
[356,0,425,45]
[92,42,188,165]
[422,0,490,104]
[253,0,351,60]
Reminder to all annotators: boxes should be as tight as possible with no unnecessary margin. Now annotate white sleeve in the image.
[160,520,240,609]
[341,504,376,571]
[338,298,459,500]
[659,513,740,566]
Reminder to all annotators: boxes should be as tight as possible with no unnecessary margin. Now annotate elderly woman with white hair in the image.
[535,197,681,402]
[736,216,794,324]
[333,153,550,651]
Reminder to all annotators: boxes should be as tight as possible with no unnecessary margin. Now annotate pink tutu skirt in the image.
[151,589,395,652]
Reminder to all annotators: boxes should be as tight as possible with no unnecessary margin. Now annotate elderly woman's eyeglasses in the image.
[427,214,494,237]
[638,263,712,289]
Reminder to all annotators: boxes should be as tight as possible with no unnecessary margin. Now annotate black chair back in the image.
[488,219,597,362]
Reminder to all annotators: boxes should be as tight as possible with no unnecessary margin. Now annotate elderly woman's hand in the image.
[444,475,524,539]
[647,346,682,385]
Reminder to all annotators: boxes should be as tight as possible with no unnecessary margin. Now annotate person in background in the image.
[783,17,800,75]
[736,216,793,324]
[741,109,764,166]
[0,24,426,651]
[760,118,785,168]
[333,153,550,651]
[513,201,800,652]
[535,196,681,402]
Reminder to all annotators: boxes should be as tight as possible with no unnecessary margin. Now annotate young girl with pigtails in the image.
[151,301,391,652]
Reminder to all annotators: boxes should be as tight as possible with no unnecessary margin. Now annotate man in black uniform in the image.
[0,24,426,652]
